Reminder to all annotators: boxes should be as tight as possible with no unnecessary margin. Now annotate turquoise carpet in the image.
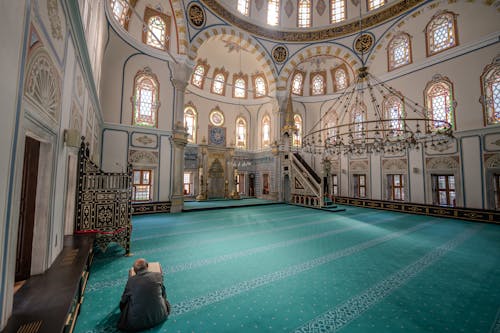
[74,204,500,333]
[183,198,279,210]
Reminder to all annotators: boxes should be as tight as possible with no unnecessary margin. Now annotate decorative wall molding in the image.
[382,158,407,172]
[128,149,159,164]
[484,153,500,169]
[350,160,369,172]
[425,156,459,170]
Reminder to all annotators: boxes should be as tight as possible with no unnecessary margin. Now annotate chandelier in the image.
[301,66,454,156]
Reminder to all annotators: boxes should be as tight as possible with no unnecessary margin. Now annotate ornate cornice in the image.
[200,0,426,42]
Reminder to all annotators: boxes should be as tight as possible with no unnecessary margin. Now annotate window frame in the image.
[262,114,271,148]
[132,169,152,201]
[330,0,346,24]
[267,0,280,26]
[111,0,131,29]
[235,116,248,149]
[332,174,338,196]
[184,105,197,143]
[291,70,306,96]
[480,60,500,126]
[233,72,248,99]
[237,0,250,16]
[424,76,456,131]
[297,0,312,28]
[211,68,229,96]
[191,60,210,89]
[383,94,405,135]
[432,174,456,207]
[142,7,171,50]
[310,71,327,96]
[367,0,385,11]
[262,173,270,194]
[425,11,459,57]
[387,32,413,72]
[252,73,268,98]
[131,69,160,128]
[353,174,367,198]
[331,64,350,92]
[388,174,405,201]
[292,113,303,147]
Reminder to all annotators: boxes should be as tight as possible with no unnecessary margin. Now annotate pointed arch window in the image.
[480,60,500,125]
[111,0,130,28]
[143,7,171,50]
[351,104,366,139]
[237,0,250,16]
[293,114,303,147]
[212,68,228,95]
[184,105,197,143]
[311,71,326,95]
[267,0,280,26]
[332,65,349,92]
[368,0,385,11]
[425,77,455,130]
[383,95,405,135]
[388,33,412,71]
[236,117,248,149]
[330,0,346,23]
[262,115,271,147]
[253,74,268,98]
[425,11,458,56]
[233,73,248,99]
[132,70,159,127]
[298,0,312,28]
[191,60,210,89]
[323,110,338,142]
[292,71,305,96]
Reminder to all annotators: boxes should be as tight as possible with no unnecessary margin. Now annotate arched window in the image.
[298,0,311,28]
[425,76,455,130]
[388,33,412,71]
[253,74,268,98]
[311,72,326,95]
[330,0,346,23]
[146,16,167,49]
[293,114,302,147]
[383,95,405,135]
[191,61,209,89]
[111,0,130,28]
[368,0,385,11]
[233,73,248,98]
[480,59,500,125]
[323,110,338,142]
[332,66,349,92]
[184,106,197,143]
[237,0,250,16]
[292,71,304,95]
[212,68,228,95]
[262,115,271,147]
[351,104,366,139]
[132,70,159,127]
[425,11,458,56]
[236,117,247,149]
[267,0,280,26]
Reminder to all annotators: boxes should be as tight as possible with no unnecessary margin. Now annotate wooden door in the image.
[15,136,40,282]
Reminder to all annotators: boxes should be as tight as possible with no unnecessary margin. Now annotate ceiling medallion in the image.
[188,3,205,28]
[354,33,374,54]
[272,45,288,64]
[285,0,294,18]
[254,0,264,11]
[316,0,326,16]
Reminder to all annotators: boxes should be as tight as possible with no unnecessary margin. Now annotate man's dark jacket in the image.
[118,270,169,331]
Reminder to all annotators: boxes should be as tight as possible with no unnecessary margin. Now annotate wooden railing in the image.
[75,138,132,255]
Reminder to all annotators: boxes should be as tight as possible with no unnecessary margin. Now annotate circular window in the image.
[209,109,224,126]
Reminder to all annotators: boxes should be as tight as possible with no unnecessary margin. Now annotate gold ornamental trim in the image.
[200,0,426,42]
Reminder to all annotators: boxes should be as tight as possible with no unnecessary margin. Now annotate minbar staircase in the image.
[288,153,342,211]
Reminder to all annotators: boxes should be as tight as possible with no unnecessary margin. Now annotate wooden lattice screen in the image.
[75,138,132,255]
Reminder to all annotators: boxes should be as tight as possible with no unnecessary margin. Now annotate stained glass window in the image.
[368,0,385,11]
[146,16,167,49]
[184,106,197,143]
[426,12,457,56]
[292,72,304,95]
[311,73,325,95]
[384,95,404,135]
[298,0,311,28]
[111,0,129,27]
[481,63,500,125]
[267,0,280,26]
[293,114,302,147]
[334,68,348,91]
[425,79,454,130]
[236,117,247,148]
[191,64,206,88]
[388,33,411,71]
[330,0,346,23]
[254,75,267,98]
[212,71,227,95]
[262,115,271,147]
[234,77,247,98]
[351,105,365,139]
[237,0,250,16]
[133,72,158,127]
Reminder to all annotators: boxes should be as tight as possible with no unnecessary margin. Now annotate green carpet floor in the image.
[74,204,500,333]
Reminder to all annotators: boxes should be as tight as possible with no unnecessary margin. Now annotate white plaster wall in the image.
[461,136,483,209]
[0,1,29,329]
[370,155,382,200]
[408,146,425,204]
[102,130,129,172]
